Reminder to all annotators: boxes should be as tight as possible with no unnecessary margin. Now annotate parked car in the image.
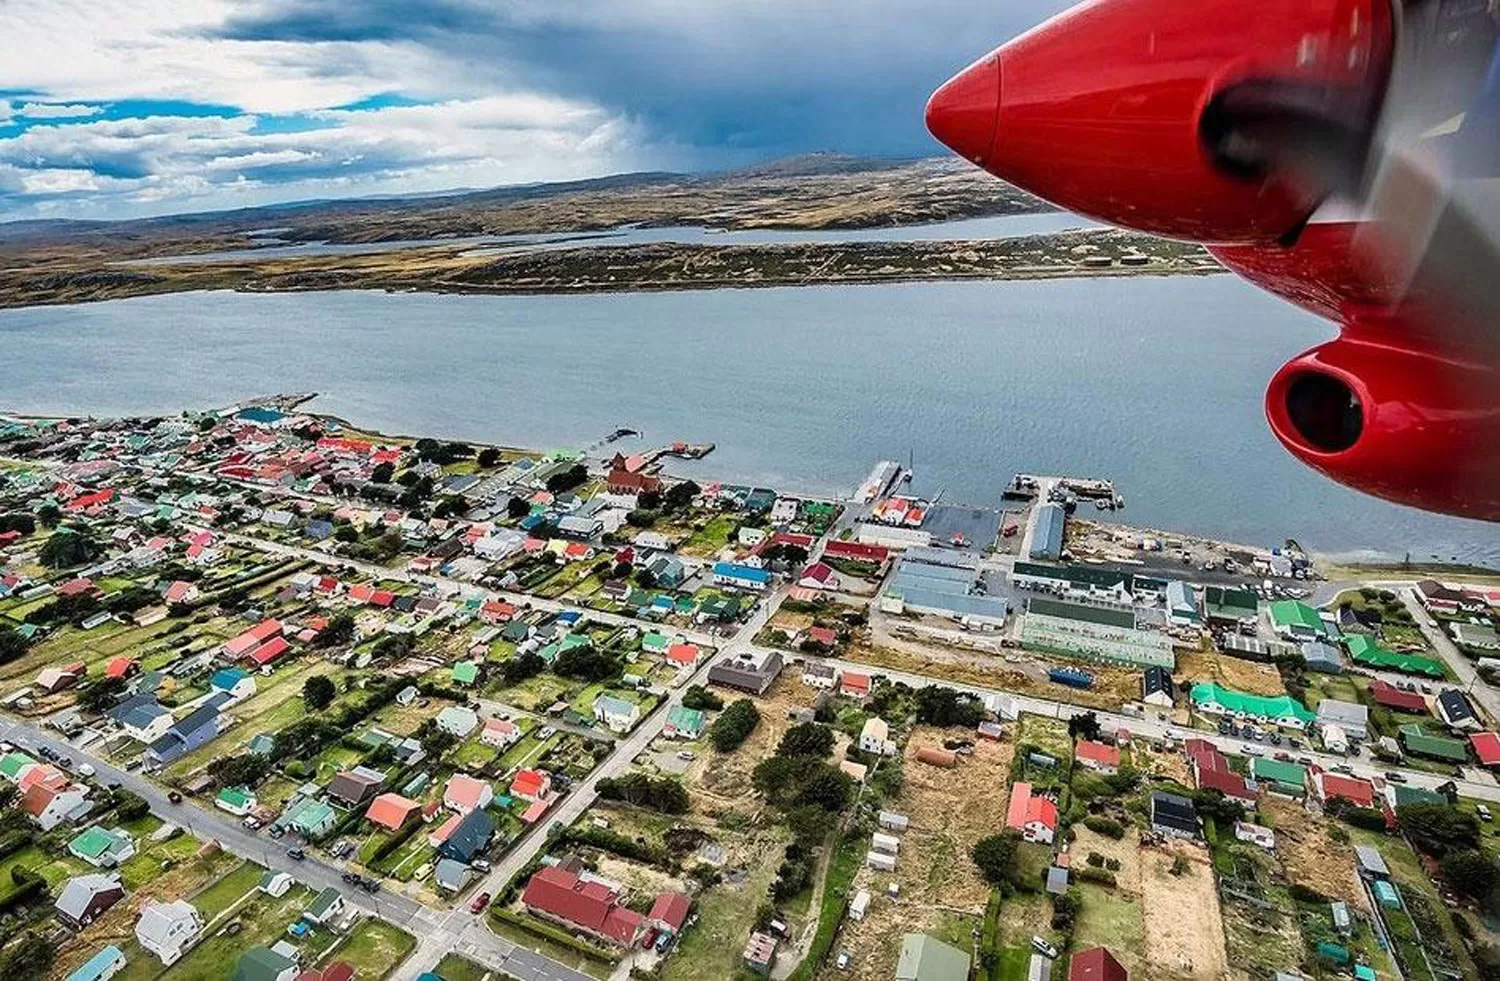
[268,825,285,839]
[538,726,557,739]
[361,880,381,893]
[1031,937,1059,959]
[343,872,362,884]
[1478,805,1493,822]
[78,763,95,777]
[287,847,306,860]
[242,817,262,830]
[676,751,696,762]
[167,791,183,804]
[1242,744,1265,757]
[836,951,851,970]
[1384,772,1407,783]
[469,892,492,914]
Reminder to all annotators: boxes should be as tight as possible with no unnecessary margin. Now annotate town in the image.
[0,399,1497,981]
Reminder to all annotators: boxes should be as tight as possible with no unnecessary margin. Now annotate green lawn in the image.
[330,919,418,980]
[190,860,265,920]
[434,953,493,981]
[1071,883,1143,964]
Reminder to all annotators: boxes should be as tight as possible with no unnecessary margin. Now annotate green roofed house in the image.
[664,705,705,739]
[233,945,297,981]
[1191,683,1315,729]
[1390,783,1447,807]
[0,751,36,781]
[1346,636,1445,678]
[1251,757,1308,796]
[1270,600,1336,641]
[641,632,671,655]
[895,933,970,981]
[1204,586,1259,627]
[283,799,337,838]
[68,827,136,868]
[215,787,256,817]
[1399,724,1468,761]
[451,661,480,686]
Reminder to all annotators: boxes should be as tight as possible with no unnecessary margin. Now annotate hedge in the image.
[490,908,616,963]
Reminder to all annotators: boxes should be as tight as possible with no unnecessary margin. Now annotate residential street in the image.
[1399,586,1500,722]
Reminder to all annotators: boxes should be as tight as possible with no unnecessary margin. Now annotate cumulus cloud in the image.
[0,0,1068,217]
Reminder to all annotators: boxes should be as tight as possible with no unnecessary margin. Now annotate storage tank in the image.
[916,747,958,768]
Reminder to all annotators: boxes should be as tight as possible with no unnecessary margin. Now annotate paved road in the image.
[1399,587,1500,724]
[789,650,1500,802]
[201,525,722,648]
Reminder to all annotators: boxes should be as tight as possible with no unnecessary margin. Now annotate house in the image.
[365,793,421,832]
[1250,757,1308,797]
[607,468,661,497]
[1312,771,1376,809]
[522,864,646,946]
[1436,690,1480,731]
[444,775,494,814]
[282,799,337,838]
[215,787,257,817]
[743,932,778,975]
[327,767,387,809]
[1316,699,1370,741]
[712,561,772,592]
[259,871,294,897]
[147,696,229,764]
[434,857,473,894]
[511,768,552,802]
[649,892,691,935]
[1005,783,1059,844]
[707,649,783,695]
[222,619,282,659]
[797,562,841,591]
[450,661,478,690]
[66,946,127,981]
[1370,679,1428,714]
[209,668,257,705]
[55,873,126,928]
[1416,579,1485,615]
[1301,640,1345,673]
[36,662,86,693]
[1203,585,1259,628]
[297,962,355,981]
[435,706,479,738]
[1189,683,1314,729]
[110,695,173,745]
[593,695,641,734]
[1141,666,1174,708]
[25,781,92,831]
[895,933,971,981]
[135,900,204,965]
[841,670,872,700]
[802,661,840,690]
[664,705,705,740]
[234,945,298,981]
[1188,742,1258,805]
[1399,724,1469,762]
[646,555,687,588]
[859,717,897,756]
[1269,600,1333,641]
[481,717,521,749]
[1150,791,1198,838]
[1166,580,1200,626]
[1471,732,1500,768]
[1069,947,1128,981]
[295,887,346,928]
[665,643,701,669]
[1074,740,1121,774]
[438,808,495,862]
[1346,635,1444,677]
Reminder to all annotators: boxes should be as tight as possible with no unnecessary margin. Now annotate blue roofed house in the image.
[108,694,174,745]
[437,808,495,863]
[147,694,231,765]
[1029,503,1066,560]
[646,555,687,588]
[713,562,772,592]
[210,668,257,705]
[67,945,126,981]
[593,695,641,734]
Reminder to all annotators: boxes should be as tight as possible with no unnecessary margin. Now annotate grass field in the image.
[330,918,418,979]
[434,953,493,981]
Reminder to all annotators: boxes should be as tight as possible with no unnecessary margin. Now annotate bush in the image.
[1083,815,1125,840]
[1076,866,1117,886]
[971,833,1017,887]
[682,685,723,711]
[597,774,690,814]
[1086,852,1104,867]
[709,699,760,752]
[1288,882,1330,904]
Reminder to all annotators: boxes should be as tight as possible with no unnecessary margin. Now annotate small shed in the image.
[867,850,897,872]
[871,833,900,855]
[1373,879,1401,910]
[878,811,909,832]
[916,747,958,768]
[849,889,871,922]
[1028,952,1053,981]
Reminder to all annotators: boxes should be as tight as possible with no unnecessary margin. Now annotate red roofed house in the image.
[521,865,646,947]
[797,563,841,591]
[841,671,871,700]
[1471,732,1500,768]
[822,540,890,567]
[65,488,115,514]
[369,590,396,608]
[164,581,199,605]
[1313,770,1375,809]
[511,769,551,802]
[365,793,421,832]
[296,961,355,981]
[223,619,282,658]
[1005,782,1059,844]
[57,578,100,598]
[1189,744,1258,804]
[806,626,838,649]
[606,469,662,497]
[1074,740,1122,775]
[1369,680,1428,714]
[1070,947,1128,981]
[649,892,691,935]
[665,644,701,669]
[246,637,290,667]
[481,718,521,749]
[428,812,462,847]
[481,600,517,624]
[347,583,375,605]
[104,657,137,681]
[444,775,494,815]
[23,779,90,830]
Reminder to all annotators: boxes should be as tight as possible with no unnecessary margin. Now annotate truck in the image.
[1048,667,1094,689]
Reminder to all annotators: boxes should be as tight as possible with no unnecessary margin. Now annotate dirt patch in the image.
[1176,648,1286,697]
[768,610,815,634]
[1140,842,1228,981]
[694,676,814,801]
[1261,795,1367,910]
[594,854,690,898]
[1130,743,1192,786]
[1070,825,1143,894]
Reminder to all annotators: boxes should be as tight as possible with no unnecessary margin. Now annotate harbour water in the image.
[3,272,1498,564]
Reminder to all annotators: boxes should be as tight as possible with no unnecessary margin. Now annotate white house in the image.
[480,718,521,749]
[802,662,840,690]
[434,706,479,738]
[30,785,92,831]
[135,900,203,965]
[593,696,641,734]
[859,718,897,756]
[209,668,257,706]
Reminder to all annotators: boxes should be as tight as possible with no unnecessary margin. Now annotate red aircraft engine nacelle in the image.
[925,0,1392,243]
[1265,327,1500,522]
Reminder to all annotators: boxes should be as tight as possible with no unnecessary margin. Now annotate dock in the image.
[857,460,904,503]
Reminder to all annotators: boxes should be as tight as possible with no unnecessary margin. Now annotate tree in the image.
[0,932,55,981]
[1398,802,1481,856]
[506,497,532,520]
[1067,711,1102,742]
[478,447,501,468]
[752,756,805,805]
[501,651,545,685]
[208,754,272,789]
[370,461,395,484]
[627,509,658,529]
[554,645,619,683]
[112,789,150,822]
[709,699,761,752]
[796,766,853,812]
[597,774,689,814]
[315,612,357,648]
[971,833,1017,887]
[633,567,658,589]
[38,527,99,568]
[913,686,983,728]
[662,480,700,511]
[303,675,336,711]
[682,685,723,711]
[34,503,60,528]
[777,723,835,759]
[0,513,35,536]
[546,463,588,493]
[0,629,27,666]
[77,676,127,714]
[1440,849,1498,898]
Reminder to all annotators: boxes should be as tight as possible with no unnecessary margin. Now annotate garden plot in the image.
[1260,796,1367,909]
[1140,842,1228,981]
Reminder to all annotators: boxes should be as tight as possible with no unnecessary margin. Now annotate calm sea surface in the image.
[3,273,1498,564]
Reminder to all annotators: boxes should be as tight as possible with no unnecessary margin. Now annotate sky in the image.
[0,0,1069,220]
